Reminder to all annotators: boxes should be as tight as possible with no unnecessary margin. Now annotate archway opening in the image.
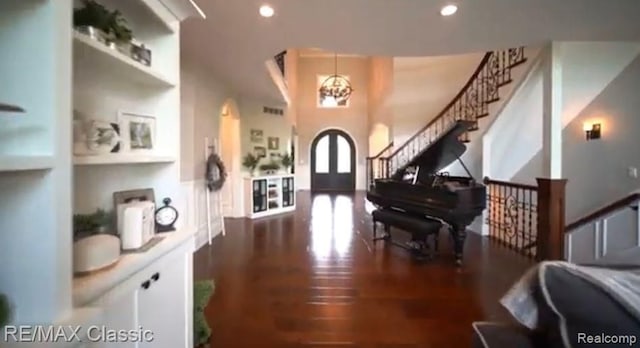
[310,129,356,192]
[218,99,241,216]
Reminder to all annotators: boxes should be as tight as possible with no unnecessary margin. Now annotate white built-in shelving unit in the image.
[0,0,205,339]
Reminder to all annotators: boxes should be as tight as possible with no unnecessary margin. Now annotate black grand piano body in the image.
[367,121,486,265]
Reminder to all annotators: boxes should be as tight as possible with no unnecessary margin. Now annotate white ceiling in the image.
[181,0,640,104]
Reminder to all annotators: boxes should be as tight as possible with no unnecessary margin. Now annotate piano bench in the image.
[371,208,442,258]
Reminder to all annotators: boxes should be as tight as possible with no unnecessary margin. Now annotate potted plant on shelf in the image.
[259,161,281,176]
[0,293,12,329]
[73,0,133,47]
[280,153,292,174]
[242,153,260,177]
[73,209,114,241]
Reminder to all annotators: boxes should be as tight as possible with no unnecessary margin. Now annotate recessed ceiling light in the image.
[259,5,274,18]
[440,4,458,16]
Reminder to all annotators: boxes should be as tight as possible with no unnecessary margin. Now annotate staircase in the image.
[366,47,527,187]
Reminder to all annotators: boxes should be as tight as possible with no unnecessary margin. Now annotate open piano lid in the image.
[405,120,475,174]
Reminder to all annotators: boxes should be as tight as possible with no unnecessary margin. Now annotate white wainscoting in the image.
[179,180,223,251]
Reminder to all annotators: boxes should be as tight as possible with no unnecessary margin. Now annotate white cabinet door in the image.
[137,254,188,348]
[90,289,139,348]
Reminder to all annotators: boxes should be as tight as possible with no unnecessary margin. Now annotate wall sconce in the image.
[583,122,601,140]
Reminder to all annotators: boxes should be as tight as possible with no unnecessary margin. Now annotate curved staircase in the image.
[366,47,528,187]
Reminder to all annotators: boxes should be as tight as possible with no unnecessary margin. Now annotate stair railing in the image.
[484,177,567,261]
[366,47,526,186]
[565,193,640,263]
[366,142,394,189]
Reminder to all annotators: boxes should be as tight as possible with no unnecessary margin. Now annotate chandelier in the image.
[318,53,353,107]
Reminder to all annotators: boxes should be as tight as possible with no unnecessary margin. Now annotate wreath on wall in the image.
[205,153,227,192]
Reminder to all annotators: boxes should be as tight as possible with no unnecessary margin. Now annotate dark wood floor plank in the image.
[194,192,531,347]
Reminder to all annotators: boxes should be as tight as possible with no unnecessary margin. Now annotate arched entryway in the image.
[310,129,356,192]
[218,99,242,217]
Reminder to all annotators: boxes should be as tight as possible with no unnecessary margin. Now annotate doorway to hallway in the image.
[310,129,356,192]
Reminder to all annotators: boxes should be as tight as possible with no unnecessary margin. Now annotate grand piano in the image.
[366,120,486,265]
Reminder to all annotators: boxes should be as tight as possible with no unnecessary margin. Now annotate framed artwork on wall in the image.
[118,111,156,153]
[250,129,263,143]
[254,146,266,158]
[73,118,121,156]
[268,137,279,150]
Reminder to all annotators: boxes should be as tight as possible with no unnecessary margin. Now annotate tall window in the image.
[336,135,351,173]
[314,135,329,173]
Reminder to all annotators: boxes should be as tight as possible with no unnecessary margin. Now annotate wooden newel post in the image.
[536,178,567,261]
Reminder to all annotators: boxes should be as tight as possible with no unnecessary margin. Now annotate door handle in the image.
[141,280,151,290]
[151,272,160,282]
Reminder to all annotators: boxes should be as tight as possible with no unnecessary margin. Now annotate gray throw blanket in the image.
[500,261,640,330]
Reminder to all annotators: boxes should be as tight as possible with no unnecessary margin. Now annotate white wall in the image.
[514,53,640,222]
[485,42,640,184]
[485,61,545,181]
[238,98,292,173]
[179,57,232,242]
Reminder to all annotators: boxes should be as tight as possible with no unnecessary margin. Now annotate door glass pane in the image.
[337,135,351,173]
[314,135,329,173]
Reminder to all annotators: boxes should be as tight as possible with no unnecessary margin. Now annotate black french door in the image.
[310,129,356,192]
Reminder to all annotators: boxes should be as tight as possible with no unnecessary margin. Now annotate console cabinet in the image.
[244,175,295,218]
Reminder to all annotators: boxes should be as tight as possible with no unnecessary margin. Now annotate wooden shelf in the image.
[73,31,176,88]
[0,156,54,172]
[74,154,176,166]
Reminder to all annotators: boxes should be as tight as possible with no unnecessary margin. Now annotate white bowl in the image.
[73,234,121,274]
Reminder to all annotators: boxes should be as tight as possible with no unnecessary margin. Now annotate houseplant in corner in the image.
[242,153,260,177]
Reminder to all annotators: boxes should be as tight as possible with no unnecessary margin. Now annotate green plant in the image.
[74,0,132,42]
[0,294,11,328]
[259,161,280,171]
[73,209,114,235]
[280,153,292,170]
[242,153,260,174]
[194,280,215,346]
[73,0,111,30]
[106,9,133,42]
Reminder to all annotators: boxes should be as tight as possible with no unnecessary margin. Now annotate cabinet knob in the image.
[151,272,160,282]
[141,280,151,290]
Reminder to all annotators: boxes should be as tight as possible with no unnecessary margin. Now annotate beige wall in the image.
[180,58,231,181]
[295,56,370,190]
[367,57,394,156]
[391,53,484,146]
[239,98,292,173]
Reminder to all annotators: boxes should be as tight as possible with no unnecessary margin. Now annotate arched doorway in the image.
[218,99,242,217]
[310,129,356,192]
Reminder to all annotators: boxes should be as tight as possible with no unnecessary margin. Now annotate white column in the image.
[542,42,563,179]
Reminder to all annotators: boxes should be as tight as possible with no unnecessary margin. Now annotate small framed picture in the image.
[250,129,263,143]
[118,111,156,153]
[268,137,279,150]
[254,146,266,158]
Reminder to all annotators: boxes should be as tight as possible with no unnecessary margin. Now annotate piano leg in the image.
[451,225,467,266]
[372,222,391,242]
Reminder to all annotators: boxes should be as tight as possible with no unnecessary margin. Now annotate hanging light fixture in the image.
[318,53,353,106]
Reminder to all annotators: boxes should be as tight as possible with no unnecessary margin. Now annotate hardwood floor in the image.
[194,192,532,347]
